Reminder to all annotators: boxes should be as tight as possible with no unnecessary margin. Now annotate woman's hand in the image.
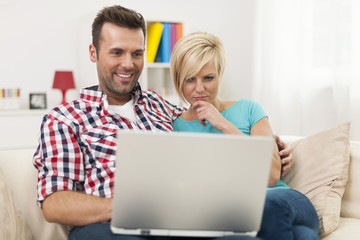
[192,100,224,128]
[273,135,293,177]
[192,100,243,134]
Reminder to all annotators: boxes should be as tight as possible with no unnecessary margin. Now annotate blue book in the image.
[155,41,162,62]
[159,23,171,62]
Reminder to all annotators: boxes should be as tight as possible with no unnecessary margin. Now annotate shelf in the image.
[147,62,170,68]
[143,18,184,107]
[0,109,48,116]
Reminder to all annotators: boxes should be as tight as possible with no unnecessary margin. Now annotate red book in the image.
[170,23,177,52]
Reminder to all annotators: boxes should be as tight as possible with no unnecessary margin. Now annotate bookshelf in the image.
[141,19,185,106]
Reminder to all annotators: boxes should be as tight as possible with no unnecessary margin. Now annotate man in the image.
[33,5,292,240]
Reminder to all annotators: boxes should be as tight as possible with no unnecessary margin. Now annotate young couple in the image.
[33,5,319,240]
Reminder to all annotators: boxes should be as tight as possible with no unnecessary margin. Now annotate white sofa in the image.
[0,136,359,239]
[281,136,360,239]
[0,148,68,240]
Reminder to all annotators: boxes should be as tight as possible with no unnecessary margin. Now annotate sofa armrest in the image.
[0,148,67,240]
[341,141,360,219]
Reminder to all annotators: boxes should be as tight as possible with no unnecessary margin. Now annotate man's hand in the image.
[273,135,293,177]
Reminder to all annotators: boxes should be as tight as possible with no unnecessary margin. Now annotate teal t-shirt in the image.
[173,99,289,190]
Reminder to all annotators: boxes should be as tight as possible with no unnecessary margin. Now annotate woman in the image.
[170,32,319,240]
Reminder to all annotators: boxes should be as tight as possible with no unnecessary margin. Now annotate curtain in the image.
[253,0,360,140]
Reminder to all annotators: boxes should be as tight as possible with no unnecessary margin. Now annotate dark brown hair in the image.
[92,5,146,54]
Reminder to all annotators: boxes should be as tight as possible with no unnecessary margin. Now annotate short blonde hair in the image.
[170,32,226,102]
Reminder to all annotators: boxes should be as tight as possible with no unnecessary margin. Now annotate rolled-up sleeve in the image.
[33,115,84,207]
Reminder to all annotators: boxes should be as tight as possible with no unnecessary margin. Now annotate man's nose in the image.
[121,54,134,69]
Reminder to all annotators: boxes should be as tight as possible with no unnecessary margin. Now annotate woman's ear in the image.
[89,44,97,62]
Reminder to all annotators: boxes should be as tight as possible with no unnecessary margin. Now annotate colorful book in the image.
[147,22,164,63]
[154,42,162,62]
[176,23,183,41]
[170,23,177,52]
[159,22,171,63]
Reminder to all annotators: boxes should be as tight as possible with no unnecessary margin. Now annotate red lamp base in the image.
[60,89,68,105]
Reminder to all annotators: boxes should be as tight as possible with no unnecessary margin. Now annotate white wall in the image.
[0,0,255,109]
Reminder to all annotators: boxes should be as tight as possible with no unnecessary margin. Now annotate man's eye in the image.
[112,51,121,55]
[133,52,144,58]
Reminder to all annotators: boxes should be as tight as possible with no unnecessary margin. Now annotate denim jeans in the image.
[68,223,261,240]
[257,188,320,240]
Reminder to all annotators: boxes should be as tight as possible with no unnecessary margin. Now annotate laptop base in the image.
[110,227,257,237]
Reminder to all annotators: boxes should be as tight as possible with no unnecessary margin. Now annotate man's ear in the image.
[89,44,97,62]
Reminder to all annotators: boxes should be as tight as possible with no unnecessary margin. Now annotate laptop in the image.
[111,130,274,237]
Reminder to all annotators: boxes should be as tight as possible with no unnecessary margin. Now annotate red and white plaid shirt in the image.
[33,84,185,206]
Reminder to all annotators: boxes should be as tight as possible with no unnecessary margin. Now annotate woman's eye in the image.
[205,76,214,81]
[185,78,194,82]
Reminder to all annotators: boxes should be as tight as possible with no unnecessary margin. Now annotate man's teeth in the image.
[116,73,132,78]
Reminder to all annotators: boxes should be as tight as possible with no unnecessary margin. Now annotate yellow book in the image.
[147,22,164,63]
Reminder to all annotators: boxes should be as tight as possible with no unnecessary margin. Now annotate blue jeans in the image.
[68,223,261,240]
[257,189,319,240]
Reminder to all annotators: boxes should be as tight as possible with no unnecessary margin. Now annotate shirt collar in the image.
[80,82,145,106]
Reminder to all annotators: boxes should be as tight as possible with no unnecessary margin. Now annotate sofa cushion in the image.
[0,168,32,240]
[321,217,360,240]
[282,122,351,237]
[341,141,360,219]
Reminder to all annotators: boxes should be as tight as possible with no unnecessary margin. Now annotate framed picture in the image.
[29,93,47,109]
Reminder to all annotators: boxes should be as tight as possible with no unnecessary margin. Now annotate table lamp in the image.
[52,71,75,104]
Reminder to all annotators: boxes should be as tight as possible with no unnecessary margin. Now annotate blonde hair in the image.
[170,32,226,102]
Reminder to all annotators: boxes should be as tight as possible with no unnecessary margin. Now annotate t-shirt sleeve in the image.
[246,99,268,128]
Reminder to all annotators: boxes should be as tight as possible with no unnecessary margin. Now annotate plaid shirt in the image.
[33,84,185,206]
